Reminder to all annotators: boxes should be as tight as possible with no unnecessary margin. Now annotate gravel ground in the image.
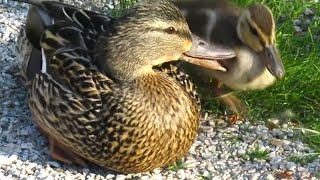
[1,1,320,179]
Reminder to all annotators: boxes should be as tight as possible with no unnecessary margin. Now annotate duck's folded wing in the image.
[18,0,114,48]
[40,21,118,102]
[28,72,115,158]
[15,0,116,97]
[16,0,115,81]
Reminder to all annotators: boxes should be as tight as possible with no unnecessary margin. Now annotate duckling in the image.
[15,0,235,173]
[173,0,285,119]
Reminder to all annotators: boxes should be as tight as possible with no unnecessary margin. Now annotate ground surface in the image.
[0,1,319,179]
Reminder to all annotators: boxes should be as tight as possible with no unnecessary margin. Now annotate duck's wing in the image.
[15,0,119,158]
[15,0,118,105]
[18,0,114,42]
[15,0,115,82]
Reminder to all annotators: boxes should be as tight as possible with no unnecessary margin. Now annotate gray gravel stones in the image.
[293,7,318,36]
[0,1,320,179]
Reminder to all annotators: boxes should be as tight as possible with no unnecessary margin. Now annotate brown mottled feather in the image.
[16,0,202,173]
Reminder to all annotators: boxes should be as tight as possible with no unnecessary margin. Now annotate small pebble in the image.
[304,8,314,16]
[293,19,302,26]
[46,161,61,168]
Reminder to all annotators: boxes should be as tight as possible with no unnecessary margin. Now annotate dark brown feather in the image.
[248,4,273,36]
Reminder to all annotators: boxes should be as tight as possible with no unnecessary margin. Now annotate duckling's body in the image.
[173,0,285,118]
[174,0,285,91]
[15,0,234,173]
[212,46,276,91]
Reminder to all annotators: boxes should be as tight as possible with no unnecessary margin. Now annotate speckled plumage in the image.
[15,0,203,173]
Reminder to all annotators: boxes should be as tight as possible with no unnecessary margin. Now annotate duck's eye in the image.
[165,27,176,34]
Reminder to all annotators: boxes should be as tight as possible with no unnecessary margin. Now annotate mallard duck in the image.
[15,0,236,173]
[173,0,285,119]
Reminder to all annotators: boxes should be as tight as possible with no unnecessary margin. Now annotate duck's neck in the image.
[95,34,162,81]
[99,57,149,81]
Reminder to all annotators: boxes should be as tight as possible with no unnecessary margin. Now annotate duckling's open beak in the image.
[181,34,236,71]
[261,45,285,79]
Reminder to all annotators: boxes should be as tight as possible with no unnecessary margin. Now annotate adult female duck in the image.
[15,0,235,173]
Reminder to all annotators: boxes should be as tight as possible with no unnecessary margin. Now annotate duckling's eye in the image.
[165,27,176,34]
[248,23,259,37]
[267,50,273,58]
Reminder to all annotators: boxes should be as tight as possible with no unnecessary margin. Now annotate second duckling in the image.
[174,0,285,118]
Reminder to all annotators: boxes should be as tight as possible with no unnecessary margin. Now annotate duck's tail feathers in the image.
[16,27,43,84]
[26,5,54,49]
[11,0,40,6]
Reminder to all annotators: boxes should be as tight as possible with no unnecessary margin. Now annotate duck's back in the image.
[17,1,115,84]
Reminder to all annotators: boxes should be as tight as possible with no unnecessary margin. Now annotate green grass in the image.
[287,152,320,165]
[112,0,138,16]
[114,0,320,151]
[247,149,270,161]
[168,160,186,171]
[246,136,270,161]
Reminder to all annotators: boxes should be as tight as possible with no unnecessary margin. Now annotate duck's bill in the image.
[181,34,236,71]
[262,45,285,79]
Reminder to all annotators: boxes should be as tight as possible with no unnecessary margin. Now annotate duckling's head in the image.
[236,4,285,79]
[96,0,234,81]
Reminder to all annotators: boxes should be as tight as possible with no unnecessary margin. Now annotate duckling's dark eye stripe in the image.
[246,19,264,45]
[247,19,259,37]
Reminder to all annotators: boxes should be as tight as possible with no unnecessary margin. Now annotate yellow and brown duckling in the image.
[15,0,235,173]
[173,0,285,122]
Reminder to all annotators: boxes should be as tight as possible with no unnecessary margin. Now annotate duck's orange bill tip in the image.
[180,54,227,72]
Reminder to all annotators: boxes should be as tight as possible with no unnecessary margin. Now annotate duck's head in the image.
[96,0,235,80]
[236,4,285,79]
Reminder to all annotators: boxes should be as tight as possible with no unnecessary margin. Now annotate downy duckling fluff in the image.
[15,0,235,173]
[174,0,285,90]
[174,0,285,117]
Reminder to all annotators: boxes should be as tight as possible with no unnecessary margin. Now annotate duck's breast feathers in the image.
[154,62,200,108]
